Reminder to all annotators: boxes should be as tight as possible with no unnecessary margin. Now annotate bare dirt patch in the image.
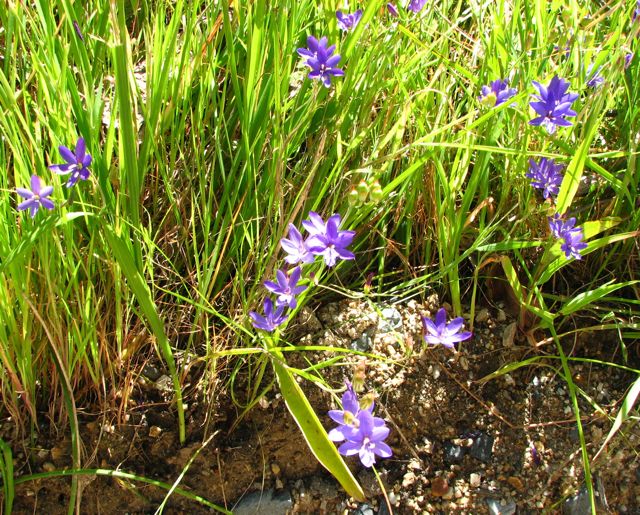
[4,299,640,513]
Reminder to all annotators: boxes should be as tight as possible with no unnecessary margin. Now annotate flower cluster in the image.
[529,76,578,134]
[297,36,344,88]
[548,214,587,260]
[422,307,472,350]
[250,212,355,332]
[478,79,517,107]
[297,2,439,88]
[16,137,92,218]
[526,157,564,199]
[285,212,355,267]
[328,381,392,468]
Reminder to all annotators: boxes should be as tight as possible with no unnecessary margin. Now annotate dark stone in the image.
[233,489,292,515]
[443,441,467,464]
[351,333,372,352]
[142,363,161,381]
[568,427,580,443]
[469,432,494,463]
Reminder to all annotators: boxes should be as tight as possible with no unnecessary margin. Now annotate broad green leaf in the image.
[270,355,365,501]
[560,280,639,316]
[537,231,639,286]
[581,218,622,239]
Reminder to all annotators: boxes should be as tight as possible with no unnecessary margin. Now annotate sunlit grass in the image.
[0,0,638,512]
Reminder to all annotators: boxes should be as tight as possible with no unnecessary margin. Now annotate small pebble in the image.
[378,307,403,332]
[42,462,56,472]
[486,498,516,515]
[475,308,489,323]
[470,473,481,488]
[507,476,524,492]
[443,442,467,464]
[431,477,449,497]
[470,432,494,462]
[149,426,162,438]
[502,322,517,347]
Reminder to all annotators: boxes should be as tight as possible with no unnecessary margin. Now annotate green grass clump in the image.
[0,0,638,513]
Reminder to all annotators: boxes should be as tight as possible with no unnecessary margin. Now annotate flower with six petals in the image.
[526,157,564,199]
[305,213,356,267]
[422,308,472,349]
[264,267,307,308]
[336,10,363,31]
[16,175,55,218]
[297,36,344,88]
[249,298,288,332]
[529,76,578,134]
[48,137,92,188]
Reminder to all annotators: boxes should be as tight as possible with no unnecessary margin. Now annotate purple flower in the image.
[547,213,576,239]
[529,76,578,134]
[387,3,399,16]
[48,137,92,188]
[560,228,588,260]
[297,36,344,88]
[328,381,385,443]
[547,215,587,259]
[422,308,472,349]
[586,64,604,89]
[336,10,363,31]
[526,157,564,199]
[16,175,55,218]
[407,0,427,13]
[625,53,634,69]
[264,267,307,308]
[337,409,392,468]
[249,298,288,332]
[281,224,315,265]
[478,79,517,107]
[301,211,329,236]
[634,0,640,22]
[305,213,356,267]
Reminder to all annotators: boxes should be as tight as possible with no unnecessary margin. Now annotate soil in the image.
[4,297,640,514]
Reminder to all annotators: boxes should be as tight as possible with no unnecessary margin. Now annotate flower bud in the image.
[369,181,383,202]
[352,359,366,392]
[480,91,497,106]
[343,410,357,426]
[356,180,369,202]
[348,188,360,206]
[359,392,375,411]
